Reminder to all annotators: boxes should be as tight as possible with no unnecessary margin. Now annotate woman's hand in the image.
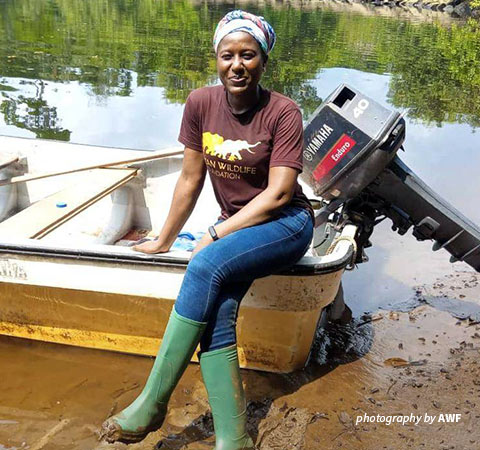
[130,147,206,255]
[132,239,170,254]
[132,148,206,255]
[191,233,213,259]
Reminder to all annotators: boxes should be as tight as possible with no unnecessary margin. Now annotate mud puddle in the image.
[384,270,480,323]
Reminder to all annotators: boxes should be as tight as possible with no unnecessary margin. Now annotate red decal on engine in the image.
[312,134,356,181]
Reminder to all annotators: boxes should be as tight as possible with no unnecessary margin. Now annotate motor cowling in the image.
[301,84,405,202]
[302,84,480,272]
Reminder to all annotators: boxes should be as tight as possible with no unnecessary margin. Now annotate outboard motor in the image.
[302,84,480,272]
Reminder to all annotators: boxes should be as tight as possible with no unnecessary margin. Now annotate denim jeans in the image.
[174,205,314,352]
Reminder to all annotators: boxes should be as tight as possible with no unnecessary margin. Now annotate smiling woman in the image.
[213,10,275,114]
[101,10,314,449]
[216,32,266,114]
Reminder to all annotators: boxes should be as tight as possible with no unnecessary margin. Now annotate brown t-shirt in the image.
[178,85,313,220]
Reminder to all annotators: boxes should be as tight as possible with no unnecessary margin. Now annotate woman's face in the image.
[216,31,266,98]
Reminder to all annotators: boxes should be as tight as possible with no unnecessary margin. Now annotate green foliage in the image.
[1,0,480,134]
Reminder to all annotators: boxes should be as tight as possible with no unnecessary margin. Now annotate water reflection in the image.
[1,0,480,148]
[0,74,185,147]
[0,79,71,140]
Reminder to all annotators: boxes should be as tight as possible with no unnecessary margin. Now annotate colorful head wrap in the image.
[213,10,276,56]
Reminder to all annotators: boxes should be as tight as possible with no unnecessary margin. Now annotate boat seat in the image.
[0,168,137,239]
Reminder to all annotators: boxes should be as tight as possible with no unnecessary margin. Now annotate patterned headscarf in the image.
[213,10,276,56]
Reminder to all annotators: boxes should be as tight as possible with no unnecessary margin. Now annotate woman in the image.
[101,10,314,448]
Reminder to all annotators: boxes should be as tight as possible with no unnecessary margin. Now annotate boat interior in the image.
[0,137,355,273]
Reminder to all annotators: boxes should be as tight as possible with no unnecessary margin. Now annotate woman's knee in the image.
[175,251,225,321]
[188,249,224,284]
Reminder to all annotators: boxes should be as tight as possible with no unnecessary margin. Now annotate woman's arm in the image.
[191,165,298,256]
[211,104,304,236]
[133,147,206,253]
[217,166,298,234]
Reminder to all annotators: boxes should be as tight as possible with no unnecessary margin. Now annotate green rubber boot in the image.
[200,345,255,450]
[101,308,206,443]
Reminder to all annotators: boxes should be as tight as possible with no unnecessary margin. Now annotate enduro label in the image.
[312,134,357,181]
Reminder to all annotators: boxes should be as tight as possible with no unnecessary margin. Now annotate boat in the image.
[0,135,356,373]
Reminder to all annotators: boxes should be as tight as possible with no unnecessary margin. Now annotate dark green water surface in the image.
[1,0,480,311]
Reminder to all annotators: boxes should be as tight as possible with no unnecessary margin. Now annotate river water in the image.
[1,1,480,448]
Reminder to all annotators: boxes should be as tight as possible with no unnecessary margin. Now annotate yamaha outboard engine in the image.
[302,84,480,272]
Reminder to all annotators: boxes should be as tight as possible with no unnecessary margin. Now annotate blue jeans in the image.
[174,205,314,352]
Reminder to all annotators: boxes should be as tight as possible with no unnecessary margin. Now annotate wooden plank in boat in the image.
[0,147,183,187]
[0,168,137,239]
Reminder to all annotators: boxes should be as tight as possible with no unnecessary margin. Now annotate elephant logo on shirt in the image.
[203,132,260,161]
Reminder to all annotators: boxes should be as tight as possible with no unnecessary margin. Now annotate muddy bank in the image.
[1,269,479,449]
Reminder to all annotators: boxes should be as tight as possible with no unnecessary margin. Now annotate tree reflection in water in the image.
[0,79,71,140]
[0,0,480,141]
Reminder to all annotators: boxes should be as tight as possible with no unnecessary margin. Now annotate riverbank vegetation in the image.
[1,0,480,138]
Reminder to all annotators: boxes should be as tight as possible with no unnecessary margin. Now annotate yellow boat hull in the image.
[0,268,342,372]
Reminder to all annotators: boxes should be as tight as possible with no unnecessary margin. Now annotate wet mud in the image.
[387,271,480,322]
[1,268,479,449]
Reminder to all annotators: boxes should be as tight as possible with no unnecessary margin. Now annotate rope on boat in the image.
[326,235,358,270]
